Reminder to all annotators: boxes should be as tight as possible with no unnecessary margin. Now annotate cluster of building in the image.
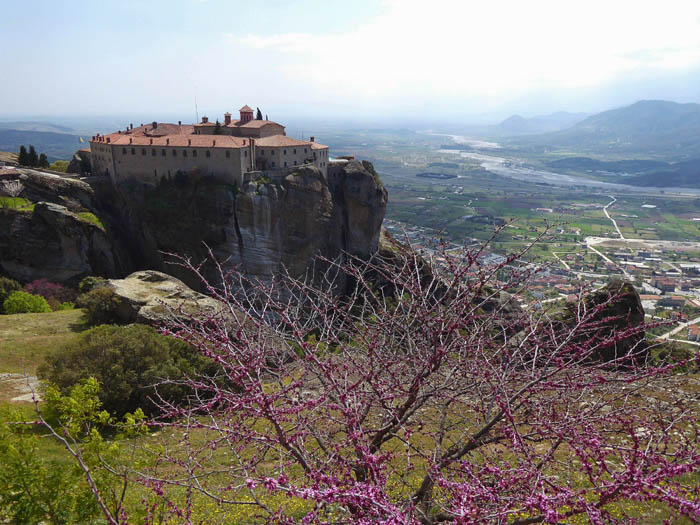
[88,105,330,186]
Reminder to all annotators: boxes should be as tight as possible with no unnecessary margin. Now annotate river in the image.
[438,135,700,196]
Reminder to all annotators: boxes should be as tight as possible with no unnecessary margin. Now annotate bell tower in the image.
[239,105,254,124]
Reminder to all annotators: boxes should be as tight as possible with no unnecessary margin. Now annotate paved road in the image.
[603,196,625,240]
[658,314,700,340]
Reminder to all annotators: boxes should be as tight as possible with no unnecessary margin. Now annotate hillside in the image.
[496,111,587,135]
[512,100,700,159]
[0,129,82,162]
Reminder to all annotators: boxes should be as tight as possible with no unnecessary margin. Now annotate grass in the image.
[0,309,86,376]
[0,196,34,211]
[77,211,106,229]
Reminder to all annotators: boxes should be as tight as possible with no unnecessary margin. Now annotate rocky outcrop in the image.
[104,161,387,291]
[67,149,91,175]
[107,270,225,325]
[0,202,128,283]
[577,279,646,363]
[18,170,97,212]
[1,161,386,293]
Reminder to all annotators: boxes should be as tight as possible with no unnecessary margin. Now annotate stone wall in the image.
[107,143,249,186]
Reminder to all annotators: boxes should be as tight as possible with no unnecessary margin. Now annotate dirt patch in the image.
[0,373,41,403]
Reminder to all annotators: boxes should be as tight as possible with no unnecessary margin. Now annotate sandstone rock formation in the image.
[105,160,387,291]
[107,270,225,325]
[0,202,127,283]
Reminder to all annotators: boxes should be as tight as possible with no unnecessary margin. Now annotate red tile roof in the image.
[97,134,249,149]
[225,119,284,129]
[255,135,312,147]
[239,105,253,112]
[310,142,328,150]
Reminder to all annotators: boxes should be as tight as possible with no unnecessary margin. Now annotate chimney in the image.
[202,116,208,123]
[130,123,133,130]
[118,130,121,134]
[310,136,315,142]
[140,123,143,127]
[152,121,158,129]
[213,140,216,146]
[106,137,110,143]
[129,138,132,144]
[188,139,191,146]
[166,138,170,145]
[224,112,231,125]
[178,120,182,126]
[150,138,153,145]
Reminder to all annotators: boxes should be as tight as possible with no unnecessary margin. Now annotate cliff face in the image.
[0,162,386,289]
[102,160,387,290]
[0,202,129,283]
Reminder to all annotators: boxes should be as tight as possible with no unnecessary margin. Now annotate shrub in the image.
[24,278,74,304]
[55,301,75,311]
[48,160,69,172]
[39,324,218,418]
[3,291,52,314]
[0,276,21,313]
[75,287,122,325]
[78,276,108,294]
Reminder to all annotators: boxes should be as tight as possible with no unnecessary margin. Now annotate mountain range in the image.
[509,100,700,160]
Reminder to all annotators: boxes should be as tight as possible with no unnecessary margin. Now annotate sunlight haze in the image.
[3,0,700,122]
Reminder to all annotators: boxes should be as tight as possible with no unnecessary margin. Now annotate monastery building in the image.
[89,105,330,185]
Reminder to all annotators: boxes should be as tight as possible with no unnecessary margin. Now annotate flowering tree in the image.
[121,235,700,524]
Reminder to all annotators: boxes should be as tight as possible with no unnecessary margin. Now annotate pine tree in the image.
[214,120,222,135]
[256,107,263,120]
[18,145,28,166]
[265,114,269,121]
[38,153,49,168]
[27,145,39,167]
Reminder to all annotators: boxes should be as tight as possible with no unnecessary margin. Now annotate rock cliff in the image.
[0,161,386,291]
[0,202,128,283]
[104,161,387,290]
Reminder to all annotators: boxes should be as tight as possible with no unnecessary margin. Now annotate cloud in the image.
[234,0,700,110]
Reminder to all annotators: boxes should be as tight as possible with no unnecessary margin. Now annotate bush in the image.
[3,291,52,314]
[39,324,218,418]
[55,301,75,311]
[75,287,122,325]
[0,276,21,313]
[24,278,75,304]
[78,276,108,294]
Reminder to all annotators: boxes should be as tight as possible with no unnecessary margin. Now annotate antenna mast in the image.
[194,93,199,123]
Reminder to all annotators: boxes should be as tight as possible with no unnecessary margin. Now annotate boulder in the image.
[107,270,225,325]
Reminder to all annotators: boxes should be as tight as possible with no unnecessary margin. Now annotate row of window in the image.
[260,148,308,156]
[121,147,245,159]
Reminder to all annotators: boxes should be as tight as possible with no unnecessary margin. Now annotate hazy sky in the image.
[3,0,700,124]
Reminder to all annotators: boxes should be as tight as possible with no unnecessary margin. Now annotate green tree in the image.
[49,160,70,172]
[38,153,49,168]
[17,145,28,166]
[3,291,52,314]
[27,145,39,167]
[75,287,123,325]
[39,324,218,417]
[256,107,263,120]
[0,378,148,524]
[214,119,222,134]
[0,276,21,313]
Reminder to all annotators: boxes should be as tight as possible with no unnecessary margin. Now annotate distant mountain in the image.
[626,158,700,187]
[0,129,82,162]
[496,111,588,135]
[0,121,76,134]
[514,100,700,159]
